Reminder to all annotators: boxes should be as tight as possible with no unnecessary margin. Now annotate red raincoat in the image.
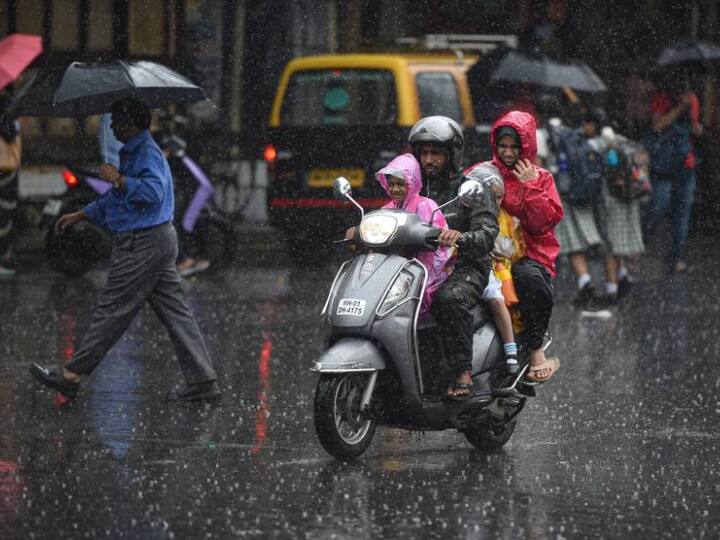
[484,111,563,277]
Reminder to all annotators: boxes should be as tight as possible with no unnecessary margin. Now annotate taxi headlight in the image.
[359,215,398,245]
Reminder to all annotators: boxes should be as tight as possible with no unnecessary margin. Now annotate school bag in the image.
[548,125,604,207]
[605,141,652,202]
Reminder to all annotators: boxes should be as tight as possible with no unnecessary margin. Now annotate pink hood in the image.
[376,153,424,213]
[376,153,452,318]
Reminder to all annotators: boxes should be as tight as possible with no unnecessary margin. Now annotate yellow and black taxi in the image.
[264,53,480,262]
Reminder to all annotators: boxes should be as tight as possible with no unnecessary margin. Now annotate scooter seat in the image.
[417,304,492,331]
[417,314,437,330]
[472,304,493,331]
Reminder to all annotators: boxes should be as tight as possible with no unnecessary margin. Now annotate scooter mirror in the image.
[333,176,365,219]
[458,179,485,207]
[333,177,352,200]
[429,193,460,225]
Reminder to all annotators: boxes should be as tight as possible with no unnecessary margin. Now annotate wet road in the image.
[1,236,719,539]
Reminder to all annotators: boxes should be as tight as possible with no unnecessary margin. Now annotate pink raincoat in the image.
[376,153,452,317]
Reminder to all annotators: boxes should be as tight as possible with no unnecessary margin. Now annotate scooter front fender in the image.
[311,338,386,373]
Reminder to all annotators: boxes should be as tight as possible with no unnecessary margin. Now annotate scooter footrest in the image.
[515,384,536,397]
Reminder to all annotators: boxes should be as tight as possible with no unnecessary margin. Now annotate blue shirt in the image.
[84,130,174,232]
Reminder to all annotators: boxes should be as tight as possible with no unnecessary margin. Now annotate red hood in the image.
[483,110,563,277]
[490,111,538,175]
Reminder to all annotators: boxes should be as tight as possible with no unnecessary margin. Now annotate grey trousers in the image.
[65,222,217,385]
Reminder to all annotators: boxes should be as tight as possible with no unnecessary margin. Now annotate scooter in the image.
[42,137,235,277]
[312,177,547,459]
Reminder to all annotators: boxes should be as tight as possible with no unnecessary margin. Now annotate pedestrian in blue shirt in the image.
[30,97,220,403]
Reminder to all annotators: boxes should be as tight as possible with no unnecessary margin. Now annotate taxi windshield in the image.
[280,69,397,126]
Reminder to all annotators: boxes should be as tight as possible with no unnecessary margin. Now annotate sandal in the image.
[524,357,560,385]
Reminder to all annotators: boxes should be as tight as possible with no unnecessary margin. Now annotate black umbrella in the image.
[656,39,720,66]
[10,60,208,117]
[490,51,607,93]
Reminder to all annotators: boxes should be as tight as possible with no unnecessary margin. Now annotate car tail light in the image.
[63,170,79,187]
[263,144,278,164]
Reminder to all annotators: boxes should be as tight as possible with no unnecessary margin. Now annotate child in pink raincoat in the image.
[375,153,452,317]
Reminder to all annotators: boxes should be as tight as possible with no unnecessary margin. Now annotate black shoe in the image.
[595,292,618,306]
[617,276,631,299]
[573,283,598,308]
[29,363,79,399]
[506,356,519,375]
[167,380,221,403]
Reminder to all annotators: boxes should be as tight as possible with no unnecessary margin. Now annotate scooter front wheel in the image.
[313,373,377,459]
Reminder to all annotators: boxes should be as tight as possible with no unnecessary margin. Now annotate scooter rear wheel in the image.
[314,373,377,459]
[462,419,516,452]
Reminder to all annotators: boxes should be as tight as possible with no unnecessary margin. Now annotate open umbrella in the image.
[0,33,43,91]
[9,60,207,117]
[657,40,720,66]
[489,50,607,93]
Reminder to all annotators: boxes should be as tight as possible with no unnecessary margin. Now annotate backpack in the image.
[605,141,652,202]
[549,125,604,207]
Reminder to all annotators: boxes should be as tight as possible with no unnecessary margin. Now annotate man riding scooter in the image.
[408,116,499,399]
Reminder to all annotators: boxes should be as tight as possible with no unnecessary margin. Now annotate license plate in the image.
[42,199,63,216]
[337,298,366,316]
[308,168,364,188]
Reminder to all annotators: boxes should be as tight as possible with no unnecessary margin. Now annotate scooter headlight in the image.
[359,215,398,245]
[378,270,414,315]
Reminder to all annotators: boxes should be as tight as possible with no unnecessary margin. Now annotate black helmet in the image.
[408,116,465,173]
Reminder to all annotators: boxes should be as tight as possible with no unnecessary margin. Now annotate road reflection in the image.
[1,249,718,538]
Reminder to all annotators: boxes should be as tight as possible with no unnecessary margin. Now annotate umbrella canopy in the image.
[490,51,607,93]
[0,33,43,91]
[10,60,207,117]
[656,40,720,66]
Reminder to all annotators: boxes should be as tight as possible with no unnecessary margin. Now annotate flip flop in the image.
[524,357,560,384]
[446,382,474,401]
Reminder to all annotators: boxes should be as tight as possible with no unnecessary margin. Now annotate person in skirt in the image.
[590,123,645,304]
[538,112,604,308]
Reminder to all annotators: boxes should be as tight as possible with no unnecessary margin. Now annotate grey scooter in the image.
[312,177,548,459]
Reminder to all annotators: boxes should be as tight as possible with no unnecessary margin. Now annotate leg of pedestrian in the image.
[669,170,696,273]
[29,233,161,398]
[147,224,219,402]
[643,177,672,241]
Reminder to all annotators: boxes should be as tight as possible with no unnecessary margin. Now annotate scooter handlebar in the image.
[425,229,468,250]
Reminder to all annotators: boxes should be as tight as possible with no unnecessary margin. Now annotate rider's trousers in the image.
[512,257,554,351]
[430,264,488,377]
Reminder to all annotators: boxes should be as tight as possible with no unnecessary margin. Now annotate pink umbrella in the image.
[0,33,43,90]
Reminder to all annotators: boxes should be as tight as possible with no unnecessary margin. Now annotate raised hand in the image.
[512,158,538,183]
